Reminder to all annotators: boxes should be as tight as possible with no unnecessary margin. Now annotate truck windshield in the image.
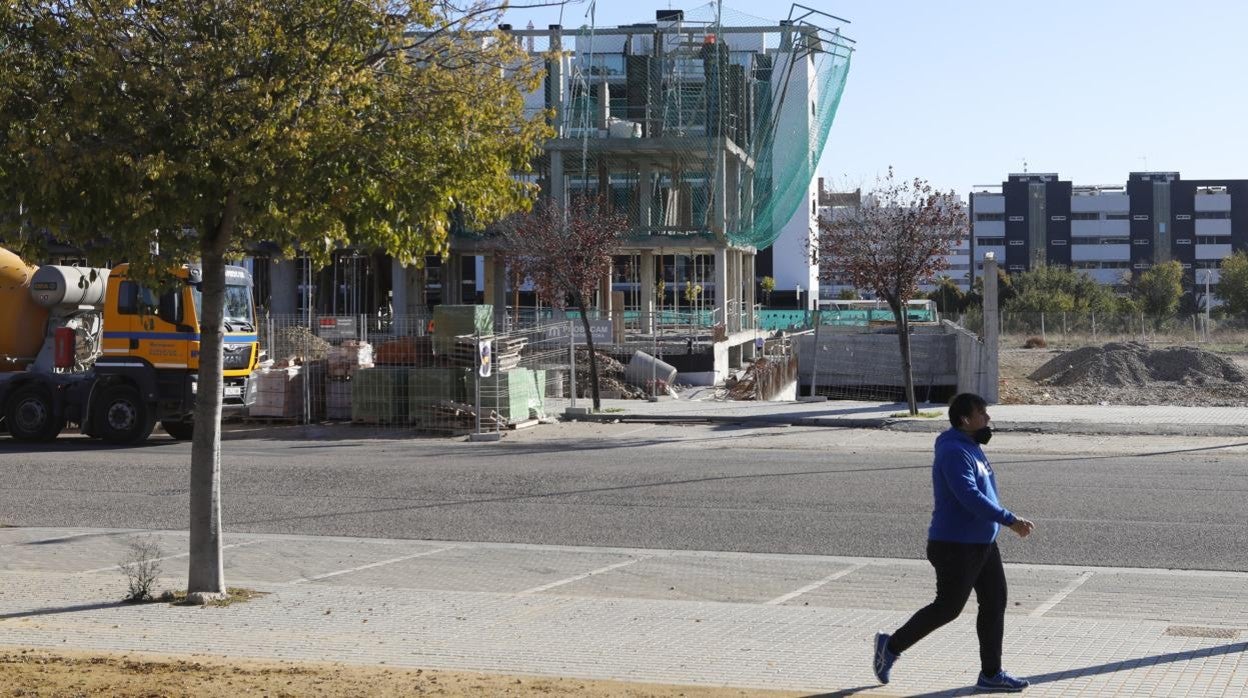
[190,284,256,332]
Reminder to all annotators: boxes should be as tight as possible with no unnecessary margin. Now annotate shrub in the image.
[120,536,163,602]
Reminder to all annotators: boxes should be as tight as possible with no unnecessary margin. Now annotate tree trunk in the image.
[889,296,918,415]
[575,291,602,411]
[187,196,236,602]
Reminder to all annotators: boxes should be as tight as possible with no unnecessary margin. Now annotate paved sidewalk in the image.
[555,397,1248,437]
[1,527,1245,696]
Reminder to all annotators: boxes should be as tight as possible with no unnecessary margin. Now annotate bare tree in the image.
[504,196,627,411]
[815,168,967,414]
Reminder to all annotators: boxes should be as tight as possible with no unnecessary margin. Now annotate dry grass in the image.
[0,647,805,697]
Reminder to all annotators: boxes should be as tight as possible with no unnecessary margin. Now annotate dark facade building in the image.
[970,172,1248,296]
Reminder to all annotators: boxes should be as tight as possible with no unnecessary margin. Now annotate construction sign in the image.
[478,339,492,377]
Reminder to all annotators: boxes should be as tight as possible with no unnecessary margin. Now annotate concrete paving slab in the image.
[550,554,857,604]
[3,529,1248,696]
[306,545,639,594]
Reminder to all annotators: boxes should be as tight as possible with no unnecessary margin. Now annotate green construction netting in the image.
[557,1,853,250]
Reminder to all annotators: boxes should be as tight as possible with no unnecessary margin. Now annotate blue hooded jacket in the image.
[928,428,1016,544]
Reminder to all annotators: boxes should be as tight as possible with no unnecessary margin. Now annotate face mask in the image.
[973,426,993,445]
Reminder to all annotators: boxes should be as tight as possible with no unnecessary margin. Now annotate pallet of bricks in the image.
[409,305,493,432]
[247,362,304,421]
[351,332,443,426]
[326,340,373,420]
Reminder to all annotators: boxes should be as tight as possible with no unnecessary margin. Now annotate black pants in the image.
[888,540,1008,676]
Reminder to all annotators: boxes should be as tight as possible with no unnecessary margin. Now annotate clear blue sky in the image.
[502,0,1247,196]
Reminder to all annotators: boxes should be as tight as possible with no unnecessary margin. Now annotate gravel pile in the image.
[268,326,332,362]
[1031,342,1246,387]
[1002,342,1248,407]
[574,348,647,399]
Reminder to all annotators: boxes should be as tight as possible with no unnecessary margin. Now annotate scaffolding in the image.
[446,3,854,344]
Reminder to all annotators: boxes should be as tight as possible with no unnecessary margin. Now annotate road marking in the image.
[288,546,453,584]
[1030,570,1095,617]
[765,562,868,605]
[79,540,262,574]
[518,557,649,595]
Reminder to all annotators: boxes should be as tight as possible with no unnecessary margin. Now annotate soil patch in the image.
[0,647,803,697]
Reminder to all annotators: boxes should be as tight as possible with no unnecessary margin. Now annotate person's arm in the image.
[937,448,1015,525]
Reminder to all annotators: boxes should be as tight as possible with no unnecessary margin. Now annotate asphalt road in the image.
[2,422,1246,571]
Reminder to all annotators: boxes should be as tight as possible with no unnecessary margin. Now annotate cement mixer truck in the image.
[0,246,259,444]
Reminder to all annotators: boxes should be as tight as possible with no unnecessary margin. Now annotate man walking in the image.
[873,393,1035,692]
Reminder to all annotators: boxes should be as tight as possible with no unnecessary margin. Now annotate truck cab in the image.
[0,248,259,444]
[90,263,259,441]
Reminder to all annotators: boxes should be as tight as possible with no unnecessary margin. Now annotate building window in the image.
[1195,211,1231,219]
[1071,237,1129,245]
[975,237,1005,246]
[975,213,1005,222]
[1070,212,1100,221]
[1106,213,1129,220]
[1196,236,1230,244]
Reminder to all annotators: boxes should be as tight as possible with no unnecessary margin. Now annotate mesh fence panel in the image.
[249,314,574,436]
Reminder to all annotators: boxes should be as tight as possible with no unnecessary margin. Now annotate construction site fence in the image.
[250,314,575,436]
[955,310,1248,348]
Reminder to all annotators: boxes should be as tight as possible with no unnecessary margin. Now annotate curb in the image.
[563,412,1248,438]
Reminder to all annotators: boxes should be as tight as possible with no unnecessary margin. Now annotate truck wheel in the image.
[94,384,155,445]
[4,385,64,442]
[161,419,194,441]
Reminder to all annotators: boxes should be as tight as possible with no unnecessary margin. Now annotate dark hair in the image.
[948,393,987,428]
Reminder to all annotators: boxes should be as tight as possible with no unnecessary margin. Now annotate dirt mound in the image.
[1030,342,1247,388]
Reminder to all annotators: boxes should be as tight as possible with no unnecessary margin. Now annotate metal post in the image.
[493,347,500,436]
[568,323,577,410]
[807,310,822,398]
[474,331,482,436]
[649,327,658,402]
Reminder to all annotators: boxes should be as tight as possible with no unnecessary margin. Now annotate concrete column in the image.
[744,252,756,330]
[599,270,612,318]
[640,251,655,334]
[638,163,653,231]
[726,156,740,233]
[492,254,507,329]
[548,27,564,138]
[732,249,743,333]
[982,254,1000,403]
[742,168,755,233]
[269,258,298,316]
[391,259,408,333]
[713,149,728,239]
[482,254,496,310]
[550,150,566,210]
[596,80,610,130]
[443,254,460,305]
[714,247,729,331]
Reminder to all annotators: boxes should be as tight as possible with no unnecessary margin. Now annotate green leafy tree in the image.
[1,1,549,600]
[966,268,1015,309]
[1006,264,1117,315]
[926,276,966,314]
[835,287,859,301]
[1132,260,1184,319]
[759,275,776,306]
[1215,251,1248,315]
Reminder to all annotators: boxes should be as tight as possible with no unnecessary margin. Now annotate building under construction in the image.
[262,3,854,381]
